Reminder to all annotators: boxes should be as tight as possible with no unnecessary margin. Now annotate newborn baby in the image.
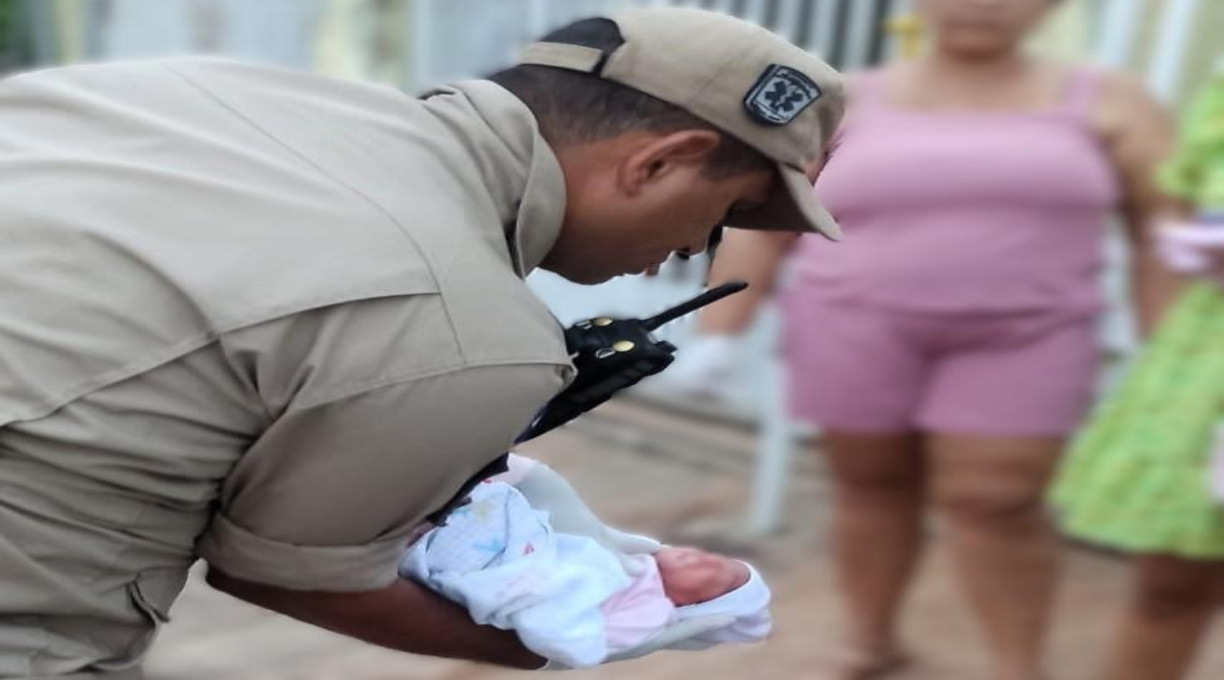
[656,545,750,605]
[399,457,771,668]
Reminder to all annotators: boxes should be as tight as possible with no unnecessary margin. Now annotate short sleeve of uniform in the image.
[196,363,567,591]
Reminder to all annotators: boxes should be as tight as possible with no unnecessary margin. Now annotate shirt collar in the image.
[433,80,566,277]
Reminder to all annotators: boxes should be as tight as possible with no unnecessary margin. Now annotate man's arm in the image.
[194,362,567,663]
[206,567,543,669]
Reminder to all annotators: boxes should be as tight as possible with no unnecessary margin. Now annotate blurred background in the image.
[4,0,1221,412]
[2,1,1222,678]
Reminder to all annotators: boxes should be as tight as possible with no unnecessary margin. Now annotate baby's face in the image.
[655,547,749,606]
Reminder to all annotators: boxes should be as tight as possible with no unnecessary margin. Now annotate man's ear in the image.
[618,129,721,196]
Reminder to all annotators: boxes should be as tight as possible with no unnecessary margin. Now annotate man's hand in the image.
[205,567,543,669]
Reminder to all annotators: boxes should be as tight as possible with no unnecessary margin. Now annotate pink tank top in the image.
[791,69,1121,312]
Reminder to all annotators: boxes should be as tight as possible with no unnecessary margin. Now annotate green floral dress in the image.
[1049,75,1224,559]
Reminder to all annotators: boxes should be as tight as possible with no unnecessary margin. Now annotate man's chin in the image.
[540,265,622,286]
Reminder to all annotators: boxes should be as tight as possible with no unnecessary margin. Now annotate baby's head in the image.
[654,546,750,606]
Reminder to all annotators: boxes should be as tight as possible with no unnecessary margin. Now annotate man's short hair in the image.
[488,18,773,179]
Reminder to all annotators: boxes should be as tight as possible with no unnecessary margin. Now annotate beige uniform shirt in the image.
[0,58,574,678]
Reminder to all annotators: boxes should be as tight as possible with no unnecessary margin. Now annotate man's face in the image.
[540,130,777,285]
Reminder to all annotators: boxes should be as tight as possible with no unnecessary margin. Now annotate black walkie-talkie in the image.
[425,282,749,527]
[516,281,748,443]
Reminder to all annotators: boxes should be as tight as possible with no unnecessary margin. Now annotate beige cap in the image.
[518,7,846,240]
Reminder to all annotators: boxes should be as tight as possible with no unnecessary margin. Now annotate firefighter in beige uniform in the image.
[0,8,843,678]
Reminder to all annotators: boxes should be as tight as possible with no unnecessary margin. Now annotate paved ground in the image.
[143,398,1224,679]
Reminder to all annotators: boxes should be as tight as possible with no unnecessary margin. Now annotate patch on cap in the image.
[743,65,822,126]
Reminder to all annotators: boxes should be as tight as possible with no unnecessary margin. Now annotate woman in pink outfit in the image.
[688,1,1181,678]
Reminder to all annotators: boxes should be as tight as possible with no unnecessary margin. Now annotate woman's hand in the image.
[1157,220,1224,287]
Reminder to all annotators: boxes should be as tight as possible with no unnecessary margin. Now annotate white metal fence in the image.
[406,0,910,93]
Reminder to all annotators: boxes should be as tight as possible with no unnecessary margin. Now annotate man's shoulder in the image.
[229,277,569,413]
[159,56,396,97]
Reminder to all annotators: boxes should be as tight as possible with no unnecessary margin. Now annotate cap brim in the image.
[724,163,841,241]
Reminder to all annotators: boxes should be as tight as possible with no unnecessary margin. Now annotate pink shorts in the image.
[780,296,1100,436]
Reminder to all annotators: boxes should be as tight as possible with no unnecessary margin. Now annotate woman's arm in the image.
[1095,70,1188,337]
[698,228,800,335]
[696,68,865,336]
